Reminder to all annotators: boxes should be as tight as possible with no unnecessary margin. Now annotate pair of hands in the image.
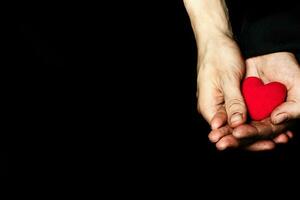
[198,37,300,151]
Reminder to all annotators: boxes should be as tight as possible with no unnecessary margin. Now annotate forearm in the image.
[183,0,233,44]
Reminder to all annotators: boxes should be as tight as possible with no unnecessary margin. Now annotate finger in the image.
[210,106,227,130]
[208,125,233,143]
[232,124,257,139]
[215,135,239,151]
[286,130,294,139]
[232,118,288,139]
[216,130,280,151]
[222,79,247,128]
[244,140,276,151]
[273,133,289,144]
[197,86,224,125]
[271,101,300,124]
[245,58,259,77]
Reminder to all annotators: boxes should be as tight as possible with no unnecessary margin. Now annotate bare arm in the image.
[184,0,233,57]
[185,1,295,151]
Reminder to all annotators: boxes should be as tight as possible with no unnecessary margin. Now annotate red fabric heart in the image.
[242,77,287,121]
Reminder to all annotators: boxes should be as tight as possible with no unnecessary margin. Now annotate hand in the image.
[197,37,247,129]
[247,52,300,125]
[209,52,300,151]
[184,0,247,128]
[208,120,294,151]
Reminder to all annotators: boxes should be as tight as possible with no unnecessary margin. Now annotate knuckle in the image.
[221,70,243,85]
[226,98,246,113]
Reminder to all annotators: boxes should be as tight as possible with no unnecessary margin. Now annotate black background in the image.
[0,152,7,176]
[13,1,300,177]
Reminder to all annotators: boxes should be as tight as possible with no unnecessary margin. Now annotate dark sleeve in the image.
[229,1,300,59]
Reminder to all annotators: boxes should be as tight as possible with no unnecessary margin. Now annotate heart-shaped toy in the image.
[242,77,287,121]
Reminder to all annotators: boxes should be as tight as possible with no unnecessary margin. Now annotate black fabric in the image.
[227,0,300,58]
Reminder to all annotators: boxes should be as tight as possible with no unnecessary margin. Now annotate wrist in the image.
[192,19,233,44]
[197,34,237,56]
[197,36,244,74]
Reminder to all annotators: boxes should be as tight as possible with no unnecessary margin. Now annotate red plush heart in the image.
[242,77,287,121]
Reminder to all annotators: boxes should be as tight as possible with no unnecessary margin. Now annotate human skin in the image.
[209,52,300,151]
[184,0,298,151]
[184,0,247,129]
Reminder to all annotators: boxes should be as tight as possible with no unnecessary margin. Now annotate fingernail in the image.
[211,121,221,130]
[230,113,242,125]
[273,113,288,124]
[217,142,227,151]
[232,129,241,138]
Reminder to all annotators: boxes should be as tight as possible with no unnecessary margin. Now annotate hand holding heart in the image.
[184,0,300,151]
[208,52,300,151]
[245,52,300,124]
[242,77,287,121]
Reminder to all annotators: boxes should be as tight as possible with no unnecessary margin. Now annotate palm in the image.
[209,52,300,151]
[246,52,300,115]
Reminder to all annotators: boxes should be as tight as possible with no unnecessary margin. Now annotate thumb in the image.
[223,81,247,128]
[271,101,300,124]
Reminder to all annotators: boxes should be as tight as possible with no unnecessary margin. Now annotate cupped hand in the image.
[197,37,247,129]
[209,52,300,151]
